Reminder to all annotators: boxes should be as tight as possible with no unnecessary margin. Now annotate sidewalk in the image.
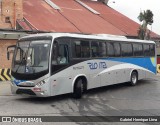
[0,81,12,96]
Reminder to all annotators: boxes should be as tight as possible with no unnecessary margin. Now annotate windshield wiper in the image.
[15,57,27,73]
[15,43,31,73]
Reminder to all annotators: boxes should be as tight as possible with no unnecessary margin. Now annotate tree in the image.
[137,10,153,40]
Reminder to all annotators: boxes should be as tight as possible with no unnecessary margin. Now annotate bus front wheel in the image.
[73,79,83,99]
[130,71,138,86]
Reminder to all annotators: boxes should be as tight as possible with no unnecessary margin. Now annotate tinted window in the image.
[133,44,143,56]
[99,42,107,57]
[114,43,121,57]
[150,44,155,56]
[143,44,150,56]
[52,41,69,65]
[121,43,133,57]
[72,40,90,58]
[107,42,114,57]
[91,41,99,57]
[57,44,69,64]
[72,41,81,58]
[81,41,90,58]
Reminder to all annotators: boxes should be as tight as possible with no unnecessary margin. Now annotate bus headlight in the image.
[36,79,48,86]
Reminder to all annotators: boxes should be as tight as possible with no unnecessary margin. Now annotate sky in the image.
[108,0,160,35]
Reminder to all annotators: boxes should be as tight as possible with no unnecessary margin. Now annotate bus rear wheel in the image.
[73,79,84,99]
[130,71,138,86]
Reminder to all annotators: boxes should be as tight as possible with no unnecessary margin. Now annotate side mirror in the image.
[7,45,16,60]
[7,51,10,60]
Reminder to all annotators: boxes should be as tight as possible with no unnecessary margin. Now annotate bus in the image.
[7,33,156,98]
[156,41,160,73]
[158,55,160,73]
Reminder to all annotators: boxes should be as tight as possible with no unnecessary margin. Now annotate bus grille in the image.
[16,89,36,95]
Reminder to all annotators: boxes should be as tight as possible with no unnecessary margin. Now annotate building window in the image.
[5,17,10,23]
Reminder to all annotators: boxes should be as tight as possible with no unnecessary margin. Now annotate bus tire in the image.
[130,71,138,86]
[73,78,83,99]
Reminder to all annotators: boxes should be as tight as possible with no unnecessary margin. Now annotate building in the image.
[0,0,23,29]
[19,0,159,38]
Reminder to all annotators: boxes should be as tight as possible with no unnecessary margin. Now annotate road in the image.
[0,75,160,125]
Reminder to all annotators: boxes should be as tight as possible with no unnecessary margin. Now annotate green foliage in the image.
[138,10,153,25]
[137,10,153,40]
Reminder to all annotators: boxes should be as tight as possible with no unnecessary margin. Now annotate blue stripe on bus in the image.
[104,57,156,74]
[11,78,26,85]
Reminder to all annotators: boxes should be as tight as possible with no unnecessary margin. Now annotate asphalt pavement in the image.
[0,81,12,96]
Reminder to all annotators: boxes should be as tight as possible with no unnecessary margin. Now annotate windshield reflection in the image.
[12,40,51,74]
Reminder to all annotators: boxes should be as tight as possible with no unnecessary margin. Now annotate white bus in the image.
[7,33,156,98]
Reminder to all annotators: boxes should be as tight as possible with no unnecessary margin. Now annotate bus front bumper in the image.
[11,83,50,97]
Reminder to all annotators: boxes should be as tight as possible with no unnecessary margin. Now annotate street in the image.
[0,75,160,125]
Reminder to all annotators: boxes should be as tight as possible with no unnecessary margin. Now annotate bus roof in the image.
[20,33,155,44]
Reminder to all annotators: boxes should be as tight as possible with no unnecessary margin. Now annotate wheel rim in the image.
[132,74,137,84]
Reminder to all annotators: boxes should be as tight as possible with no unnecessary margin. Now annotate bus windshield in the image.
[12,40,51,74]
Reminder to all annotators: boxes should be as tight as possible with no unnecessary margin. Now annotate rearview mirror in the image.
[7,45,16,60]
[7,51,10,60]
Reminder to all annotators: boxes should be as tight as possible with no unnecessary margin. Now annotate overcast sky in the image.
[108,0,160,35]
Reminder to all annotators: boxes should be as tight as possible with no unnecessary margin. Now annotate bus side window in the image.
[91,41,99,57]
[121,43,133,57]
[99,42,107,57]
[143,44,150,56]
[81,41,90,58]
[72,41,81,58]
[133,44,143,57]
[57,44,69,64]
[150,44,155,56]
[107,42,114,57]
[72,40,90,58]
[114,43,121,57]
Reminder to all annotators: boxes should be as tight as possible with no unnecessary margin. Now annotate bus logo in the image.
[87,62,107,70]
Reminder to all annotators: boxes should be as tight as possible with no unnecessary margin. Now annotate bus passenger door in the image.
[50,40,71,96]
